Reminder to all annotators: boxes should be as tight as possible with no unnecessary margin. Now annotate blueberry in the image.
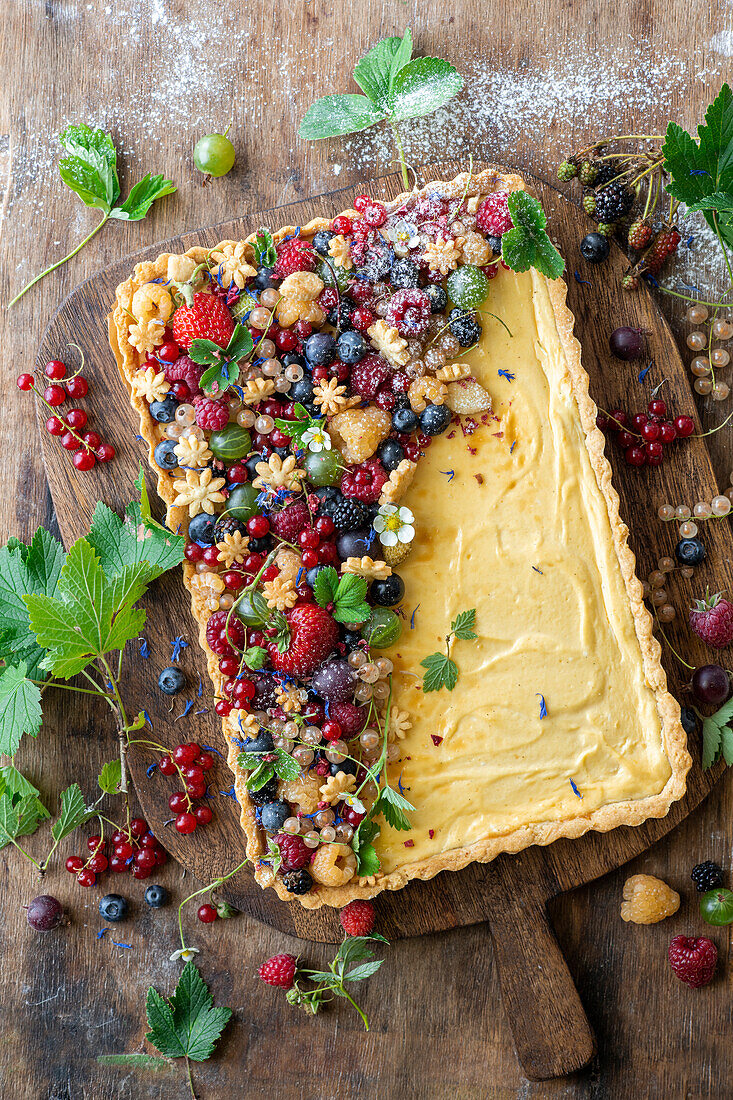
[420,404,452,435]
[486,235,502,255]
[331,758,358,777]
[326,298,355,331]
[188,512,216,546]
[337,528,376,561]
[260,800,291,832]
[245,452,266,480]
[289,377,315,404]
[99,894,128,922]
[305,565,324,588]
[370,573,405,607]
[158,666,186,695]
[254,266,277,290]
[305,332,336,365]
[392,406,419,433]
[378,439,404,472]
[680,706,698,735]
[390,258,420,289]
[149,395,179,423]
[312,229,335,256]
[580,232,610,264]
[241,729,274,755]
[144,884,169,908]
[675,537,706,566]
[448,308,482,347]
[154,440,180,470]
[425,284,448,313]
[337,330,367,364]
[340,629,363,652]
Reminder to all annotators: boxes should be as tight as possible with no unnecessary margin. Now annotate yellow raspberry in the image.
[620,873,680,924]
[309,843,357,887]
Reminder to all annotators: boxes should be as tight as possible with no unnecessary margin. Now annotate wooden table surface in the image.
[1,2,731,1097]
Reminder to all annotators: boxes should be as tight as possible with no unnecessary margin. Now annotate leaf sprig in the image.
[501,192,565,281]
[188,323,254,396]
[287,935,388,1030]
[701,696,733,769]
[420,608,477,693]
[8,124,175,307]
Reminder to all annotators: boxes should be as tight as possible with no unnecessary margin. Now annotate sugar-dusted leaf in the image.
[255,228,277,268]
[51,783,96,843]
[87,499,185,581]
[377,784,414,831]
[273,750,301,782]
[389,57,463,121]
[451,608,477,640]
[0,662,42,756]
[245,762,275,791]
[110,173,176,221]
[353,30,413,112]
[60,123,120,207]
[420,651,458,693]
[146,962,232,1063]
[501,191,565,280]
[299,94,387,140]
[98,758,123,794]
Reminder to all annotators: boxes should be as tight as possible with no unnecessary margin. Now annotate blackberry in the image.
[424,284,448,313]
[691,861,725,893]
[556,160,577,181]
[390,258,420,289]
[448,308,482,347]
[332,498,369,531]
[358,238,394,281]
[213,515,248,542]
[312,229,335,256]
[247,775,280,805]
[326,297,355,330]
[315,486,344,518]
[582,192,597,217]
[593,182,634,224]
[578,160,598,185]
[282,868,313,895]
[594,159,621,187]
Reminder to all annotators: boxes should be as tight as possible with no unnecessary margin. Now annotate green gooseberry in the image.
[193,132,236,178]
[225,483,259,522]
[317,258,350,291]
[208,423,252,463]
[447,264,489,310]
[699,887,733,926]
[361,607,402,649]
[304,449,343,487]
[235,590,269,627]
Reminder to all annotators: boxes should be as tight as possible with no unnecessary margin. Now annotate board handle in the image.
[484,867,596,1079]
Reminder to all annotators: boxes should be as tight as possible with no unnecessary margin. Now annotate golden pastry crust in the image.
[110,167,690,910]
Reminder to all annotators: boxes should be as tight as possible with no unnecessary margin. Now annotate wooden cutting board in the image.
[35,161,730,1081]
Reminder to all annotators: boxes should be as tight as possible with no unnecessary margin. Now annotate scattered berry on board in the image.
[668,935,717,988]
[691,861,725,893]
[258,953,297,989]
[620,874,680,925]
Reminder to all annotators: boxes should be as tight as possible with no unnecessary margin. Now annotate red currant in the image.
[87,852,108,872]
[130,817,148,837]
[331,215,353,235]
[351,307,375,333]
[154,847,167,866]
[215,699,232,717]
[109,854,128,873]
[175,812,197,834]
[274,328,298,352]
[198,752,215,772]
[645,441,664,463]
[46,416,64,435]
[183,764,205,783]
[315,515,335,537]
[44,385,66,406]
[171,381,190,402]
[185,542,204,563]
[66,376,88,398]
[617,430,636,449]
[65,855,84,873]
[87,835,104,852]
[301,549,318,569]
[197,903,218,923]
[660,422,677,443]
[111,830,128,846]
[674,415,695,438]
[185,779,207,799]
[222,571,245,592]
[17,373,35,390]
[73,449,96,471]
[641,421,660,441]
[610,409,628,428]
[202,546,221,567]
[174,743,201,765]
[96,443,115,463]
[648,398,667,418]
[375,387,395,410]
[194,804,213,825]
[625,446,646,467]
[134,848,156,870]
[82,429,101,450]
[158,341,180,363]
[114,841,134,859]
[140,832,158,848]
[169,791,189,813]
[132,865,153,879]
[321,719,343,742]
[292,319,312,341]
[66,408,87,430]
[227,463,248,484]
[44,360,66,379]
[159,754,176,775]
[247,515,270,538]
[61,431,81,451]
[77,868,96,887]
[218,656,239,677]
[630,412,648,430]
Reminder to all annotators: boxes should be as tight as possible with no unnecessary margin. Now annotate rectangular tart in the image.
[111,168,691,909]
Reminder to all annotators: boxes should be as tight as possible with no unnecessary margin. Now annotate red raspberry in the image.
[475,192,513,236]
[349,353,392,399]
[206,609,246,656]
[329,702,368,737]
[689,592,733,649]
[386,288,431,337]
[258,953,297,989]
[164,355,207,397]
[341,457,387,502]
[270,499,311,542]
[274,238,316,279]
[644,227,681,274]
[668,935,717,988]
[351,306,376,333]
[172,292,235,350]
[273,833,310,870]
[268,604,339,679]
[193,395,229,430]
[339,899,375,936]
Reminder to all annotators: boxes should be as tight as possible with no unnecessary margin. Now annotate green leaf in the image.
[0,529,65,679]
[313,566,340,608]
[58,124,120,212]
[702,715,722,769]
[501,192,565,280]
[331,600,370,625]
[87,499,185,582]
[388,57,463,121]
[0,662,42,756]
[685,191,733,213]
[353,30,413,112]
[145,962,232,1063]
[377,785,414,831]
[0,766,48,846]
[345,960,384,981]
[273,750,301,782]
[188,339,227,367]
[270,611,291,654]
[134,464,168,533]
[352,816,381,876]
[98,758,122,794]
[109,173,176,221]
[299,94,387,140]
[226,324,254,361]
[97,1054,172,1070]
[199,361,241,397]
[0,795,20,844]
[451,608,477,641]
[721,724,733,766]
[354,841,380,877]
[420,651,458,693]
[255,228,277,268]
[51,783,95,843]
[241,646,268,670]
[245,762,275,791]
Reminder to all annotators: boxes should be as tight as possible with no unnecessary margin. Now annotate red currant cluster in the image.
[596,398,694,467]
[65,817,166,886]
[158,742,215,834]
[17,358,115,471]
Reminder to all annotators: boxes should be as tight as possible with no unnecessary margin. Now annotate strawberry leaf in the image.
[353,29,413,113]
[388,57,463,122]
[501,192,565,280]
[298,95,387,140]
[110,173,176,222]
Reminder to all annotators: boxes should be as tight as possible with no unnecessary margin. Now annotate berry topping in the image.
[193,395,230,430]
[274,238,317,279]
[273,832,310,870]
[339,899,376,936]
[268,604,339,679]
[281,868,314,896]
[475,192,513,236]
[668,935,717,988]
[206,609,247,656]
[172,291,235,350]
[258,952,297,988]
[270,499,311,542]
[349,353,392,399]
[386,288,432,337]
[340,457,387,503]
[163,354,206,397]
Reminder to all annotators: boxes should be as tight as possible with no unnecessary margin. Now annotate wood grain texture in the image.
[2,2,732,1098]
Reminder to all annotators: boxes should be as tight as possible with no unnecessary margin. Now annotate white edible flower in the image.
[386,218,420,258]
[301,423,332,453]
[340,791,366,815]
[373,503,415,547]
[169,946,200,962]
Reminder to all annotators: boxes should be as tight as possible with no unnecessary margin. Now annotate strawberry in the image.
[171,291,235,350]
[268,604,338,679]
[668,935,717,988]
[689,591,733,649]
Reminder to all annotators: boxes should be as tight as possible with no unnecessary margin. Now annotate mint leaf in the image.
[451,608,476,641]
[299,94,387,140]
[388,57,463,121]
[98,758,122,794]
[420,651,458,693]
[87,500,185,582]
[255,228,277,268]
[51,783,96,843]
[110,173,176,221]
[501,192,565,280]
[353,29,413,112]
[377,785,414,831]
[0,662,42,756]
[146,961,232,1063]
[245,762,275,791]
[273,750,301,782]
